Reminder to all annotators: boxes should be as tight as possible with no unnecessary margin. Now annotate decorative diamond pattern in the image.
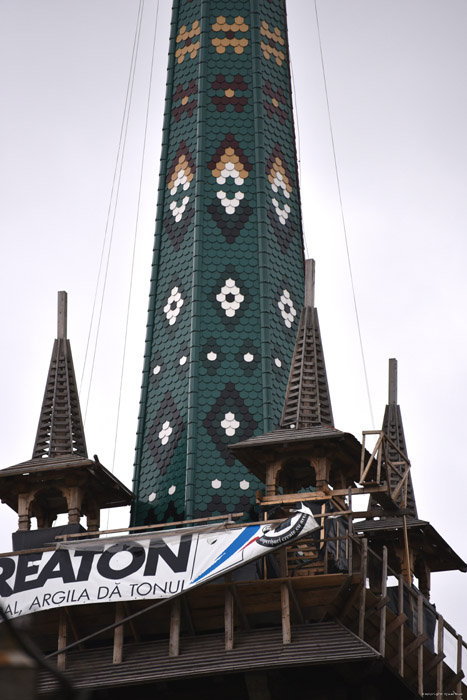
[145,392,184,476]
[203,383,258,466]
[133,0,306,525]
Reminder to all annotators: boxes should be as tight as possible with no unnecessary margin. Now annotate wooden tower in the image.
[0,292,133,552]
[0,3,466,700]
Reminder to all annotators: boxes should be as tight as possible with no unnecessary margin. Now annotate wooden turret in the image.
[231,260,362,498]
[0,292,133,550]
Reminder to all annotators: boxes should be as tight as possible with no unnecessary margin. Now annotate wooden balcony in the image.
[1,515,464,699]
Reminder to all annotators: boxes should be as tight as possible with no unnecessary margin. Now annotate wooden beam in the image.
[280,583,291,644]
[398,576,404,677]
[64,606,84,650]
[365,596,390,618]
[436,615,444,696]
[113,602,124,664]
[225,585,234,651]
[404,633,428,657]
[444,671,465,693]
[122,601,140,643]
[385,612,408,636]
[229,583,250,630]
[181,596,196,636]
[424,651,445,675]
[257,485,387,506]
[169,598,181,657]
[337,580,363,621]
[286,580,304,624]
[57,608,67,671]
[379,546,388,656]
[359,538,368,639]
[456,633,463,698]
[417,594,424,697]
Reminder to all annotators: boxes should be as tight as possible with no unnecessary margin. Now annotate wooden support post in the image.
[379,546,388,656]
[181,596,196,636]
[57,609,67,671]
[436,615,444,695]
[64,607,84,650]
[402,515,411,585]
[225,586,234,650]
[456,633,463,699]
[17,493,31,531]
[279,547,287,578]
[169,598,181,657]
[417,594,424,697]
[359,538,368,640]
[398,575,404,677]
[122,602,140,643]
[403,633,428,657]
[280,583,291,644]
[113,602,124,664]
[386,613,407,636]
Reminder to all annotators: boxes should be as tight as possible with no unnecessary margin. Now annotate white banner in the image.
[0,505,318,619]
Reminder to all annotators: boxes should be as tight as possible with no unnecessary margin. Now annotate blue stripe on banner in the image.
[191,525,261,583]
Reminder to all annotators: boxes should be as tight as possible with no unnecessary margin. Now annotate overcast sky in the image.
[1,0,466,644]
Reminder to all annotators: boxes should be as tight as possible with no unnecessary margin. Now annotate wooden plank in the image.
[444,671,465,693]
[365,596,390,618]
[337,580,363,621]
[57,608,67,671]
[286,581,304,624]
[64,606,84,650]
[169,598,181,657]
[359,539,368,639]
[456,633,463,698]
[258,485,387,506]
[385,613,407,636]
[417,594,424,696]
[379,546,388,656]
[404,633,428,657]
[113,602,124,664]
[58,512,245,540]
[181,595,196,636]
[437,615,444,695]
[398,576,404,677]
[225,586,234,651]
[122,601,140,643]
[424,651,445,674]
[280,583,291,644]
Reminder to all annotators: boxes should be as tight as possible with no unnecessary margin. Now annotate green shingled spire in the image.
[132,0,305,525]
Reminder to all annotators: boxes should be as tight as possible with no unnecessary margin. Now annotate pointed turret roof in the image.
[0,292,133,530]
[32,291,87,459]
[379,358,417,516]
[280,260,333,429]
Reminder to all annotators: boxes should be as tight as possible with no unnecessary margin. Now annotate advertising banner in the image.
[0,505,318,619]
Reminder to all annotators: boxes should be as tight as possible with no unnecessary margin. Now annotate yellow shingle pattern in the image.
[260,21,285,66]
[212,15,249,55]
[175,20,201,63]
[267,156,292,194]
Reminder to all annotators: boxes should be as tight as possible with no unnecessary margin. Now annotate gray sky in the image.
[1,0,466,643]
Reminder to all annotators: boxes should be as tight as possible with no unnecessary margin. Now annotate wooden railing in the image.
[360,430,412,507]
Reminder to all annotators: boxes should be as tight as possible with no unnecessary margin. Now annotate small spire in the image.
[57,291,67,339]
[280,260,333,429]
[304,259,315,308]
[32,292,87,459]
[388,358,397,405]
[381,358,417,516]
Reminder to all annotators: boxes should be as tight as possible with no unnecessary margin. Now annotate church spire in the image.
[132,0,306,524]
[281,260,333,429]
[381,358,417,515]
[32,291,87,459]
